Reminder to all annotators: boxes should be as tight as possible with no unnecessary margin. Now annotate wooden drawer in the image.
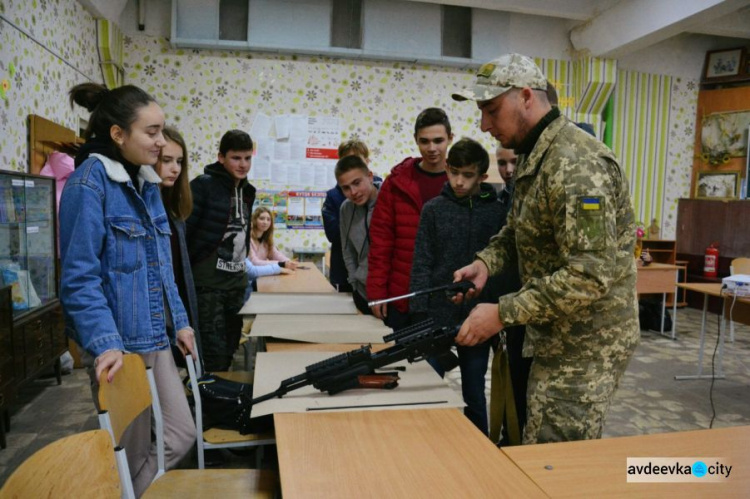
[23,318,52,378]
[47,307,67,355]
[0,357,15,391]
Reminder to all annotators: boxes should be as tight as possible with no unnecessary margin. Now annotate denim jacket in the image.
[59,153,190,357]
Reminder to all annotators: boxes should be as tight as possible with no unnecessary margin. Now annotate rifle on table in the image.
[251,318,459,406]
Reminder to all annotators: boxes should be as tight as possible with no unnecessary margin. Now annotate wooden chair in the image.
[728,257,750,342]
[98,354,277,498]
[0,430,122,498]
[186,353,275,470]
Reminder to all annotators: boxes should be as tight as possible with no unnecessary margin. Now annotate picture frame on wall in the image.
[743,127,750,199]
[703,48,745,82]
[695,171,740,200]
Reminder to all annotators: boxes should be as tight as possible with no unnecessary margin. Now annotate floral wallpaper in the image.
[123,34,493,253]
[0,0,100,172]
[663,77,700,239]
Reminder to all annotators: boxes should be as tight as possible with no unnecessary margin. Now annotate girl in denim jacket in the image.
[60,83,196,496]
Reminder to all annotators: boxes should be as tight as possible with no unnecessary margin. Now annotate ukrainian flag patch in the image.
[581,197,601,211]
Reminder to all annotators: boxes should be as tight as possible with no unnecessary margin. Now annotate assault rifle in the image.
[251,318,459,406]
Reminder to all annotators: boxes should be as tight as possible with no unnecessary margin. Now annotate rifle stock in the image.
[251,319,459,405]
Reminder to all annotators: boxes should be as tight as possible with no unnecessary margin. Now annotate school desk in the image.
[636,263,680,338]
[256,261,335,293]
[273,408,546,498]
[674,282,750,380]
[502,425,750,498]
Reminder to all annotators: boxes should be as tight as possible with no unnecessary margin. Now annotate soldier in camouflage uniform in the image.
[450,53,640,444]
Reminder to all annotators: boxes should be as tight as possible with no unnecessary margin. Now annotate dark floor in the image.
[1,307,749,485]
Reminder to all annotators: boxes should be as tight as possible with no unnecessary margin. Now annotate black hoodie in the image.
[409,182,511,328]
[185,162,256,290]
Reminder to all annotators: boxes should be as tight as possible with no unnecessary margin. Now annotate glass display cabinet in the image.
[0,171,66,444]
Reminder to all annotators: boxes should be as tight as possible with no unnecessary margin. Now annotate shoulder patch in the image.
[581,196,601,211]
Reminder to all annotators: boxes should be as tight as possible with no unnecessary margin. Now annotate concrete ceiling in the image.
[409,0,750,57]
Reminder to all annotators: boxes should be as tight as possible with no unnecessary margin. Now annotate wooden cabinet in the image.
[676,198,750,311]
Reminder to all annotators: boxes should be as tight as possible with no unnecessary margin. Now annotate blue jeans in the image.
[429,342,491,435]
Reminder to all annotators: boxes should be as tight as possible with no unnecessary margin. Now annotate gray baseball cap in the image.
[453,53,547,102]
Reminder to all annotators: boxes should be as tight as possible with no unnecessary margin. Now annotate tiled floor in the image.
[1,307,749,485]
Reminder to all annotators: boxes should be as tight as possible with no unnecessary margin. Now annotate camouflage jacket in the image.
[476,115,639,360]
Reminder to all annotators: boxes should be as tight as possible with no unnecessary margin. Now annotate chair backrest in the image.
[730,257,750,275]
[97,354,153,445]
[0,430,121,498]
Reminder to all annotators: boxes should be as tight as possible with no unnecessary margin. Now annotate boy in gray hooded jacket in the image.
[337,155,379,314]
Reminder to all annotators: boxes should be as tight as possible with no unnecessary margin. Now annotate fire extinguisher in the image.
[704,242,719,278]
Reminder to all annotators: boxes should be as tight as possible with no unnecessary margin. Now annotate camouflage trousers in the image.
[195,287,245,372]
[522,353,633,444]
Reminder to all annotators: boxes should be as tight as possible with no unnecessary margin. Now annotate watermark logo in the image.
[627,457,732,483]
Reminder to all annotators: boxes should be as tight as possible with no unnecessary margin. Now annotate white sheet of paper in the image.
[290,137,307,160]
[255,137,275,161]
[249,314,390,343]
[275,114,291,139]
[251,352,464,417]
[251,157,270,180]
[240,292,359,315]
[274,141,291,161]
[285,161,301,185]
[270,160,288,185]
[315,161,331,189]
[250,112,272,138]
[299,161,315,187]
[289,114,309,139]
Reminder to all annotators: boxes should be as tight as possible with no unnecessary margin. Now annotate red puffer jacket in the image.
[367,157,431,312]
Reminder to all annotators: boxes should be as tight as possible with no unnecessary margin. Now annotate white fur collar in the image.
[91,153,162,185]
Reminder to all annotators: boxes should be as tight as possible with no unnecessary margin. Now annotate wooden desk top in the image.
[677,282,724,296]
[274,408,546,498]
[256,262,335,293]
[637,262,681,271]
[502,426,750,498]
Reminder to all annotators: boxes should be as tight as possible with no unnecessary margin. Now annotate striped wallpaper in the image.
[611,71,673,228]
[535,58,675,231]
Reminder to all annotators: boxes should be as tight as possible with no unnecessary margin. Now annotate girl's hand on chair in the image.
[95,350,124,383]
[176,327,197,359]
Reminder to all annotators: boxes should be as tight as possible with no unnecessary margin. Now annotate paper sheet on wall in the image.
[250,112,272,139]
[274,142,291,161]
[306,116,340,160]
[250,157,270,180]
[270,160,287,185]
[289,114,309,139]
[251,352,465,417]
[274,114,291,139]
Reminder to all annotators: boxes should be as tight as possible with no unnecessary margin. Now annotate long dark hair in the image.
[159,127,193,221]
[69,83,156,154]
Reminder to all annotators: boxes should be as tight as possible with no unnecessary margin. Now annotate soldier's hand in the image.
[452,260,489,303]
[455,304,503,346]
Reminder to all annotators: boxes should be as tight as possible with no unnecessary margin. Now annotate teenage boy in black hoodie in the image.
[186,130,256,371]
[410,137,506,435]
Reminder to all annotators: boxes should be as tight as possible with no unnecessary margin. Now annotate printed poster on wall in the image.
[306,116,340,160]
[253,190,325,230]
